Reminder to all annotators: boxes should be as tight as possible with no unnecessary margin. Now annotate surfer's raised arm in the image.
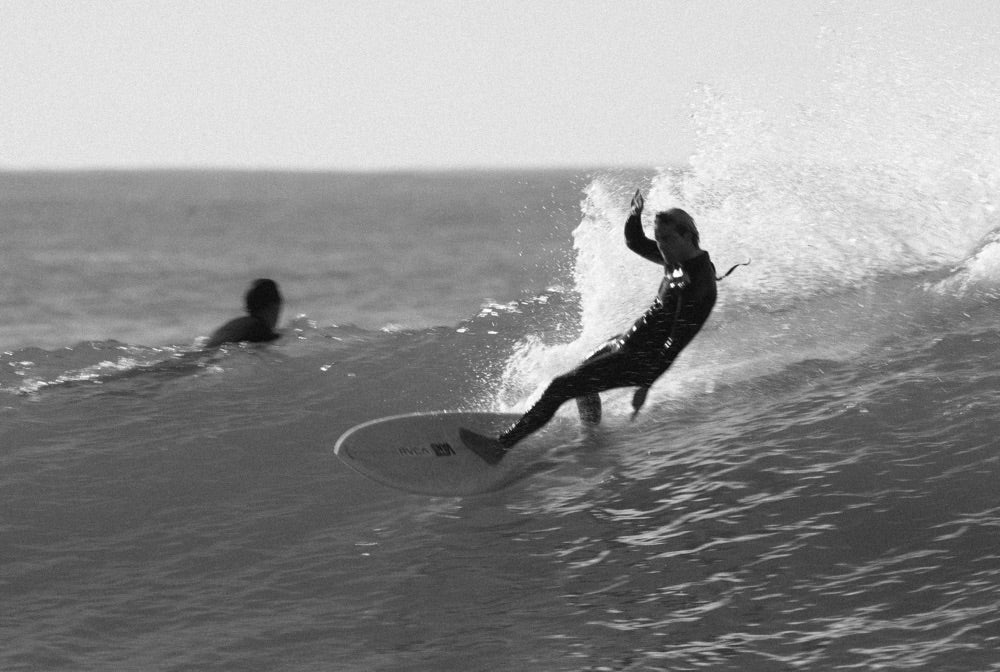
[624,189,664,264]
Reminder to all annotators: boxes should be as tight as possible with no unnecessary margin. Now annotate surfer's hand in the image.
[630,189,644,217]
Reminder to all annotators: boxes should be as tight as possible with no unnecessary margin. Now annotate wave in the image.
[494,15,1000,415]
[7,20,1000,424]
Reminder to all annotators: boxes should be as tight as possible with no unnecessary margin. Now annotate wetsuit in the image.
[205,315,281,348]
[496,212,718,448]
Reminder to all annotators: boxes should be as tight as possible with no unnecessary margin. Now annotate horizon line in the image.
[0,163,677,175]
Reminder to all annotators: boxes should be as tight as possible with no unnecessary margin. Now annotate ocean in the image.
[5,31,1000,672]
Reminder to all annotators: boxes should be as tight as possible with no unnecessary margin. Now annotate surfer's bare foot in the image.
[459,428,507,465]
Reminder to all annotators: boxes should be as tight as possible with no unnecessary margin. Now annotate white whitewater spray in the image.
[498,10,1000,412]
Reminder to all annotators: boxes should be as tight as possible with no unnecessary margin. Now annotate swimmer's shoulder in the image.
[205,316,279,348]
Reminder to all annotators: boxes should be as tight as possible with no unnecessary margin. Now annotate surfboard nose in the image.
[334,411,522,495]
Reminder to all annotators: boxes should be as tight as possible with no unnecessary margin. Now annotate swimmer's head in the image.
[654,208,700,248]
[245,278,282,314]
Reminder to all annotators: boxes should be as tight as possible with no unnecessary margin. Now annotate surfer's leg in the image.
[500,351,633,448]
[573,340,616,425]
[462,374,587,464]
[462,383,574,464]
[464,350,634,463]
[576,394,601,424]
[498,373,583,447]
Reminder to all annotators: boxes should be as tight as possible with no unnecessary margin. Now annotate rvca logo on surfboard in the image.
[397,442,456,458]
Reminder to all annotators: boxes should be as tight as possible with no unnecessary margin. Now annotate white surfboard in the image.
[334,411,536,496]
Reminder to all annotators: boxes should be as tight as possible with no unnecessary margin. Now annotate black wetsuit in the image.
[206,315,280,348]
[498,212,717,447]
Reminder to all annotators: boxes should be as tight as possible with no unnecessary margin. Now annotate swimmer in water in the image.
[462,189,723,464]
[205,278,283,348]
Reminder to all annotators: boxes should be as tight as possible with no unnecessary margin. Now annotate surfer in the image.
[205,278,283,348]
[462,189,721,464]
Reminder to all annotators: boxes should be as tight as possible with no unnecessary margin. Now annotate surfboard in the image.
[334,411,528,496]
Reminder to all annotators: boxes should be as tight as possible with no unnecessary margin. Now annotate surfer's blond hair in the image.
[655,208,699,247]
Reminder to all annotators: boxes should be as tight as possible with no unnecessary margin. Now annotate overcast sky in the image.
[1,0,996,170]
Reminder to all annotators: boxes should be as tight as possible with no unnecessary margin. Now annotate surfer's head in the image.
[654,208,700,248]
[245,278,282,327]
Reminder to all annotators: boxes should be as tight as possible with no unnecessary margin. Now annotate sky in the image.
[1,0,997,170]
